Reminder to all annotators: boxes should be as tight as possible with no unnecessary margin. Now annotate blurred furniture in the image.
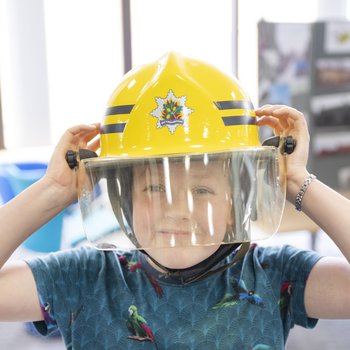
[259,21,350,190]
[0,165,15,203]
[0,162,64,253]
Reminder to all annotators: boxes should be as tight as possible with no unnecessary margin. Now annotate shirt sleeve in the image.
[25,247,104,336]
[258,244,322,329]
[282,246,322,328]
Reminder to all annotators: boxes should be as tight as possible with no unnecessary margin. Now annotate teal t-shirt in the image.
[26,244,321,350]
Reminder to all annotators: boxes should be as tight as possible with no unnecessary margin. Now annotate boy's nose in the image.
[164,189,193,219]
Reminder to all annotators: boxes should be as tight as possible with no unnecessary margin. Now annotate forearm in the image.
[0,177,68,268]
[288,175,350,261]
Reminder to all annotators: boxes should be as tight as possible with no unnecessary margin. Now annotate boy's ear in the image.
[229,195,235,226]
[227,205,235,226]
[226,208,234,225]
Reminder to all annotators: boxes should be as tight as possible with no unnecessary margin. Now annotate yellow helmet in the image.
[100,52,259,157]
[76,52,286,279]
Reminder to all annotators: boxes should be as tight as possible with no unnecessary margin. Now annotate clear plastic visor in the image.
[77,147,286,251]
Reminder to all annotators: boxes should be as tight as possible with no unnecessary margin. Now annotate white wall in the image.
[44,0,124,143]
[130,0,236,74]
[0,0,124,148]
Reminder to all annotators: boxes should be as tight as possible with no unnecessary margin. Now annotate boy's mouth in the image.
[158,229,191,236]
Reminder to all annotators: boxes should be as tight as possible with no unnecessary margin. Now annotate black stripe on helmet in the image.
[214,100,254,110]
[101,123,126,134]
[105,104,134,116]
[222,116,256,126]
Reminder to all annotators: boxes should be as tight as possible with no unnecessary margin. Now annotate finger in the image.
[273,108,309,138]
[67,124,98,137]
[87,137,100,152]
[256,115,283,135]
[53,124,99,159]
[77,128,101,151]
[256,105,289,131]
[58,124,98,147]
[255,104,286,116]
[256,104,297,118]
[258,113,290,131]
[80,127,101,144]
[68,125,100,149]
[257,105,308,135]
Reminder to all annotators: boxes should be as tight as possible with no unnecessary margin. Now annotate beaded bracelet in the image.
[295,174,316,211]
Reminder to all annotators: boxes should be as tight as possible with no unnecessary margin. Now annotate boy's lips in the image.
[158,229,191,236]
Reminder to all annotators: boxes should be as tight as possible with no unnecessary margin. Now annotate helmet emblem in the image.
[151,90,193,134]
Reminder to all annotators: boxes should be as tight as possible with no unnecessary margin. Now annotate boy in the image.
[1,53,350,349]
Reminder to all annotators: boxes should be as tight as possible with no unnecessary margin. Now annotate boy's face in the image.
[132,158,234,269]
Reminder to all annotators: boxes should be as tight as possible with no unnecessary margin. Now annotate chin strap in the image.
[142,241,251,285]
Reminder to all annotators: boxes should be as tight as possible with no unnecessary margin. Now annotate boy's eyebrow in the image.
[134,160,225,180]
[186,171,213,180]
[133,167,147,178]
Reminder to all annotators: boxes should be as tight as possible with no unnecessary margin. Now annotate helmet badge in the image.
[151,90,193,134]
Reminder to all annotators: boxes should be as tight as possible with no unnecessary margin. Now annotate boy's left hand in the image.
[255,105,310,201]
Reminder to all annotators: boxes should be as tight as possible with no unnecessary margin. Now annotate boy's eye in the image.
[142,185,215,195]
[192,187,214,195]
[143,184,165,193]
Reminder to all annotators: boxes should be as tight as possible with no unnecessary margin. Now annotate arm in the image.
[0,124,100,321]
[256,105,350,319]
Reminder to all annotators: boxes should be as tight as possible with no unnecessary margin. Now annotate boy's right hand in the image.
[44,124,100,207]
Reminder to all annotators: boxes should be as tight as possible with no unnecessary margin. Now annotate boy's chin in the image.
[144,245,220,271]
